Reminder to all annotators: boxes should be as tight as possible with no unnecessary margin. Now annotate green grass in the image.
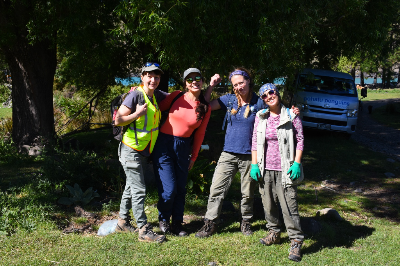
[1,104,400,265]
[0,108,11,119]
[370,102,400,130]
[360,88,400,101]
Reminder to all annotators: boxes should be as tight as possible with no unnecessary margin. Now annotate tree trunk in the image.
[386,68,392,88]
[4,39,57,148]
[351,67,356,80]
[382,68,386,88]
[158,70,170,93]
[360,71,364,86]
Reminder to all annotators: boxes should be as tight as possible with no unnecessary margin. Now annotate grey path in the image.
[351,99,400,161]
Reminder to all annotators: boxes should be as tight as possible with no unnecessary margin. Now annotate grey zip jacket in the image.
[255,104,304,188]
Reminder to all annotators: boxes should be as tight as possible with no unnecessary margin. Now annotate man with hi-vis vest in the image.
[114,63,168,243]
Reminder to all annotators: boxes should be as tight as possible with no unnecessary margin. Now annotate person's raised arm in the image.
[204,74,223,111]
[115,103,147,126]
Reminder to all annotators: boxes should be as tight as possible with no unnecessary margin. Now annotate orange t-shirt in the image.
[159,91,211,161]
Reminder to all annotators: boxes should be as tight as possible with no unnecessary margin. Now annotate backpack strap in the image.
[222,94,235,130]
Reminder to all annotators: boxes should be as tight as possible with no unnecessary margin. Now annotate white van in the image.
[293,68,360,134]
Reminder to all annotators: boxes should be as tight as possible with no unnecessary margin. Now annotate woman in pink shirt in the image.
[251,83,304,262]
[153,68,219,236]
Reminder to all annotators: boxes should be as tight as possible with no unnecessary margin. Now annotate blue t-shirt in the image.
[217,92,265,154]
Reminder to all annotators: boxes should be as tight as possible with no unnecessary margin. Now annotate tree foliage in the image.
[0,0,399,146]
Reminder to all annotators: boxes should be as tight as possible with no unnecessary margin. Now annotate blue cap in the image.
[259,83,279,96]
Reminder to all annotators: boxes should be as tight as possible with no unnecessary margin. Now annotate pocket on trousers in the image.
[125,159,140,170]
[285,186,299,215]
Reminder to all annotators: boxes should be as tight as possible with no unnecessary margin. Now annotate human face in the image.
[262,89,279,107]
[141,71,161,91]
[185,72,203,93]
[231,75,250,97]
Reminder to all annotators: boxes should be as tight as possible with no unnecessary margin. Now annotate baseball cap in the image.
[183,68,202,80]
[141,62,164,74]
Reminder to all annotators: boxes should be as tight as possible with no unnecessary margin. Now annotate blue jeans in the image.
[152,133,191,222]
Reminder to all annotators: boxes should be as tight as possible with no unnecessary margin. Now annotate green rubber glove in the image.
[250,164,261,181]
[287,161,301,180]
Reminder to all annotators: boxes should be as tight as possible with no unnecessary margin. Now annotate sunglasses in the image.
[261,90,276,99]
[144,62,160,67]
[186,76,202,83]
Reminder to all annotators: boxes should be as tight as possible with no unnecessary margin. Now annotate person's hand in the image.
[287,161,301,180]
[130,86,138,92]
[209,74,221,87]
[291,105,300,116]
[188,160,195,171]
[135,103,147,118]
[250,164,261,181]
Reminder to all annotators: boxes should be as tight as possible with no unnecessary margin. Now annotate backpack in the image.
[111,87,136,141]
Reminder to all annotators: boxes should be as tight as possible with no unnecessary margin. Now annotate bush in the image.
[187,158,216,195]
[40,144,120,194]
[0,84,11,104]
[0,173,55,236]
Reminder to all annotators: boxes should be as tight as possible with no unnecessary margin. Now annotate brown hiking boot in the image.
[259,230,281,245]
[288,239,303,262]
[115,218,137,233]
[240,219,253,236]
[195,219,217,238]
[138,223,166,243]
[159,220,171,234]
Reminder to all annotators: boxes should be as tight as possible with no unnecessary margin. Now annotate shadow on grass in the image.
[302,218,375,255]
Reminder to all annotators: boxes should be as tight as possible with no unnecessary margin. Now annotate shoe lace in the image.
[242,221,251,232]
[144,224,158,236]
[200,221,212,232]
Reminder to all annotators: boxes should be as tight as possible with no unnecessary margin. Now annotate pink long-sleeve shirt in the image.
[251,114,304,171]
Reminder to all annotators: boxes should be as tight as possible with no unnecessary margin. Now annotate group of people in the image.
[113,63,305,262]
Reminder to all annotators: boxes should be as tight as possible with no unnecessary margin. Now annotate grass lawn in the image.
[0,108,11,119]
[1,103,400,265]
[360,88,400,101]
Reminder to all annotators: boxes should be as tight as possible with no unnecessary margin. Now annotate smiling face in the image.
[185,72,203,94]
[231,75,250,98]
[141,71,161,91]
[262,89,280,108]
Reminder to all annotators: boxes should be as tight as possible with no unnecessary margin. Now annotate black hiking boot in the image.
[159,220,171,234]
[171,220,188,237]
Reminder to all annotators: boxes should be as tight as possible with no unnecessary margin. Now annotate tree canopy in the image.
[1,0,399,147]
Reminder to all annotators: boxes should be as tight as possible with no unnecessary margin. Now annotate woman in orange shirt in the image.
[153,68,220,236]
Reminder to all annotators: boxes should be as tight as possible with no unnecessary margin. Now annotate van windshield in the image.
[298,74,357,96]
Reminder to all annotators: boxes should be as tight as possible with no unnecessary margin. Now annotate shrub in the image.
[40,144,120,194]
[0,84,11,104]
[187,158,216,195]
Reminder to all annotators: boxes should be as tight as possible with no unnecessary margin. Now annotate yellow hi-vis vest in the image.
[122,86,161,153]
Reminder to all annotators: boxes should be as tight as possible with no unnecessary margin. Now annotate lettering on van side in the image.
[303,97,350,107]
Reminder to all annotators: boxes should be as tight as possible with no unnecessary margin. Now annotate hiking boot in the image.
[171,220,188,237]
[115,218,137,233]
[195,219,217,238]
[240,219,253,236]
[259,230,281,246]
[159,220,171,234]
[138,223,166,243]
[288,239,303,262]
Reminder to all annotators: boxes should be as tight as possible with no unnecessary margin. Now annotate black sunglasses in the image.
[144,62,160,67]
[186,76,202,83]
[261,90,275,99]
